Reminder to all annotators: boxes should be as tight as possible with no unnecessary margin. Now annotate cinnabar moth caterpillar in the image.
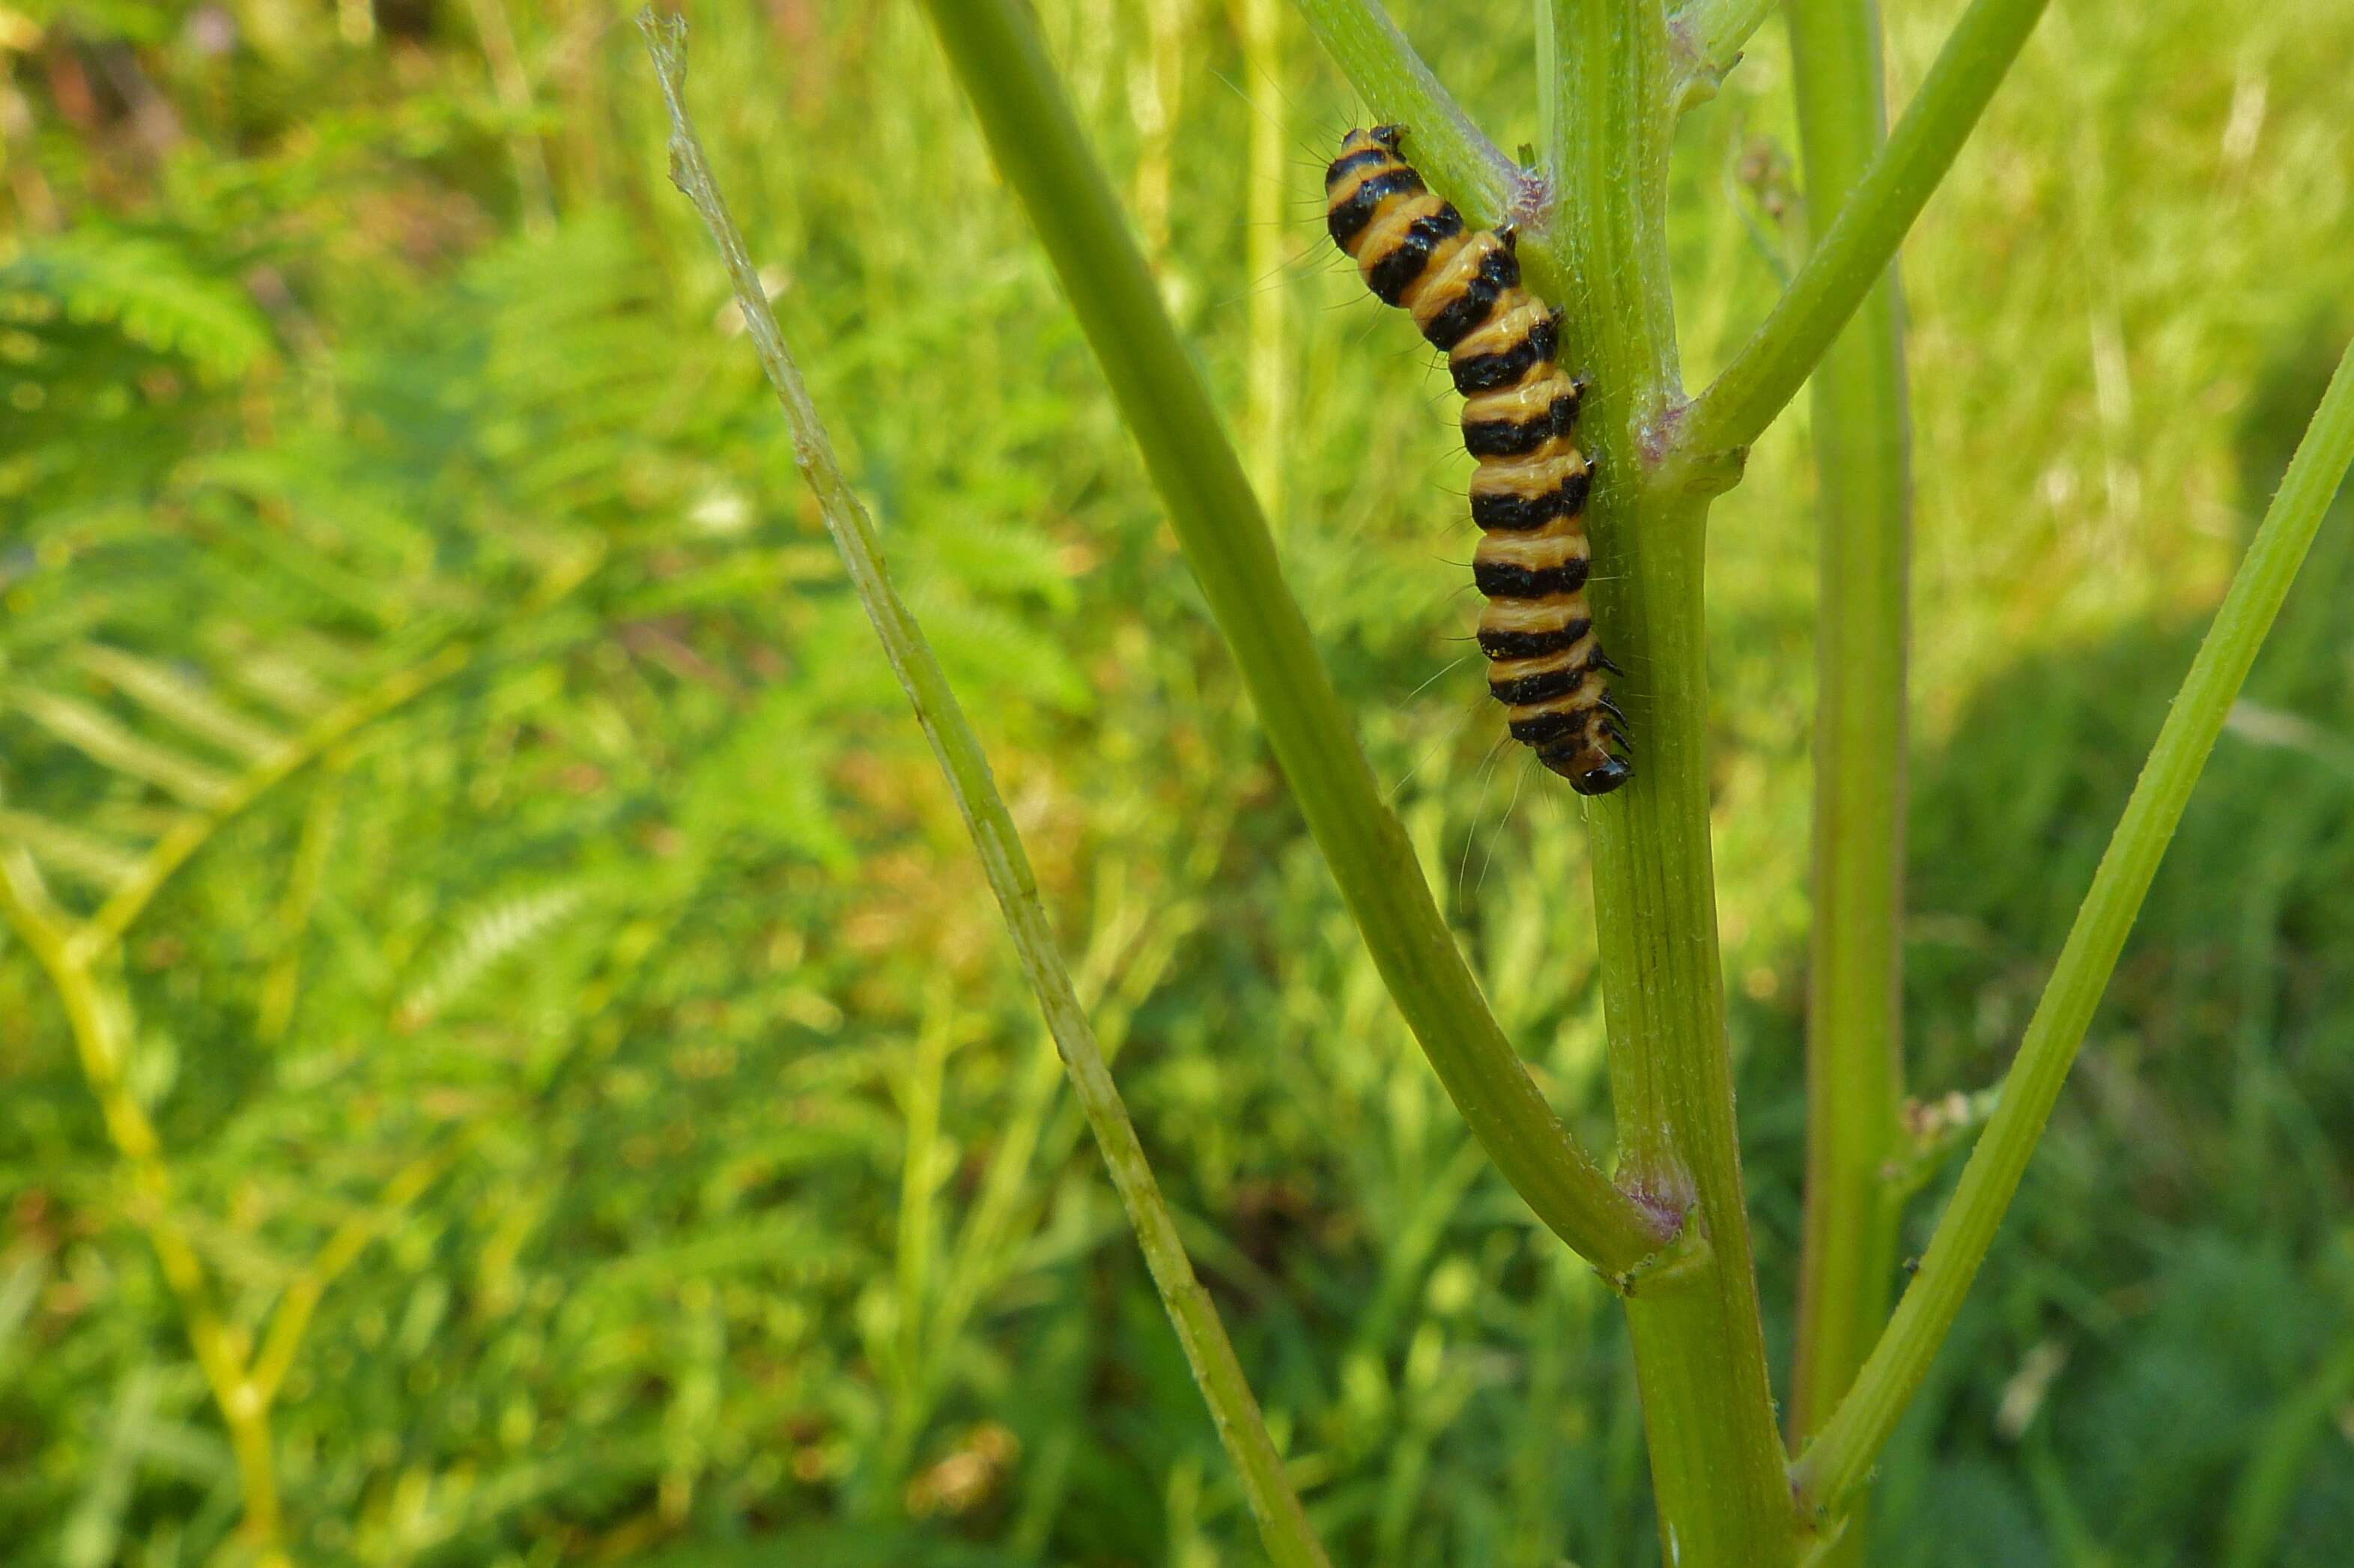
[1324,125,1630,796]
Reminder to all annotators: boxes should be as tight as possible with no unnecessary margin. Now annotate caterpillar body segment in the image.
[1323,125,1631,796]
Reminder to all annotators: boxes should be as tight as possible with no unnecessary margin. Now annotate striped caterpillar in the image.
[1323,125,1630,796]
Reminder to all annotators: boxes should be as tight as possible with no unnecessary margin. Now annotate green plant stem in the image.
[1666,0,1783,110]
[1544,3,1794,1561]
[908,0,1672,1278]
[1792,334,2354,1521]
[1783,6,1910,1553]
[1681,0,2051,456]
[640,21,1331,1565]
[1290,0,1518,228]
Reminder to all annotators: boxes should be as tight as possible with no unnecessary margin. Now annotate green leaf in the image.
[4,232,274,384]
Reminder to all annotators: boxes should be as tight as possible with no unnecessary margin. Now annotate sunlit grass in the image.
[1,0,2350,1561]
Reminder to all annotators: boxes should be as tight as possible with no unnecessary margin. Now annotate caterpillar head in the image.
[1336,124,1407,159]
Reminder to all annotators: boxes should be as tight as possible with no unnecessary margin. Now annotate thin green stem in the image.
[1544,3,1794,1562]
[1792,335,2354,1520]
[640,19,1331,1562]
[908,0,1672,1277]
[251,1134,473,1404]
[1783,7,1910,1555]
[1289,0,1577,326]
[1533,0,1560,186]
[1680,0,2051,457]
[1290,0,1518,228]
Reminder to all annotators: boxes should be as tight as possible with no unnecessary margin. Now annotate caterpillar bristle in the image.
[1324,125,1631,797]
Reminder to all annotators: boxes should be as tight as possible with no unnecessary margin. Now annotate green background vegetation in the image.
[4,0,2351,1563]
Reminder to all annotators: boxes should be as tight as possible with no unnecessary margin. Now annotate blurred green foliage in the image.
[1,0,2350,1564]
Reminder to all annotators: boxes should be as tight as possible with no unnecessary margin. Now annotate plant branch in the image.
[1543,2,1793,1561]
[83,646,468,953]
[904,0,1674,1278]
[1680,0,2051,457]
[1783,8,1911,1554]
[1667,0,1783,112]
[642,19,1332,1564]
[1792,334,2354,1519]
[1290,0,1518,228]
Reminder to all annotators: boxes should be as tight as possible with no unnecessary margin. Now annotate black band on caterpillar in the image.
[1421,244,1520,350]
[1508,709,1579,745]
[1489,661,1590,707]
[1478,622,1589,659]
[1449,317,1556,395]
[1468,467,1591,532]
[1463,389,1581,457]
[1474,555,1591,599]
[1324,125,1630,797]
[1326,166,1425,246]
[1368,206,1465,304]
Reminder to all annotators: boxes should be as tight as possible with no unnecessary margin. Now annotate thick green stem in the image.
[1680,0,2050,456]
[1547,3,1795,1561]
[914,0,1671,1277]
[640,20,1330,1564]
[1794,335,2354,1521]
[1783,5,1910,1550]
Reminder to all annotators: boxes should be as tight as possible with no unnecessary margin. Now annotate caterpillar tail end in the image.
[1543,747,1633,797]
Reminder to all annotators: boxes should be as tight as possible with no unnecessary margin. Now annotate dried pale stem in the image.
[642,19,1332,1564]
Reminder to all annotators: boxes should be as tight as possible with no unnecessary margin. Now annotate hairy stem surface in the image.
[1547,1,1795,1561]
